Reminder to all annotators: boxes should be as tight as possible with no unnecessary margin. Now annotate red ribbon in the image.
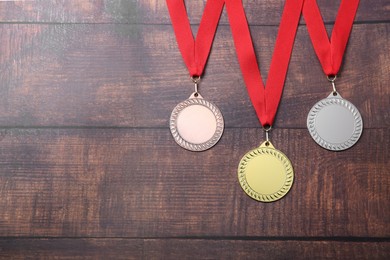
[303,0,360,76]
[166,0,224,77]
[226,0,304,127]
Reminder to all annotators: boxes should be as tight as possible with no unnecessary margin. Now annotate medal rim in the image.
[307,93,363,151]
[238,144,294,202]
[170,97,224,152]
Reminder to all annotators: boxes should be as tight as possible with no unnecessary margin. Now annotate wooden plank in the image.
[0,128,388,237]
[0,238,144,260]
[0,0,387,24]
[0,238,388,259]
[0,0,387,258]
[0,23,388,128]
[144,239,390,260]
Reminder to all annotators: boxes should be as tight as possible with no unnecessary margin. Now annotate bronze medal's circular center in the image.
[176,104,217,144]
[170,97,224,151]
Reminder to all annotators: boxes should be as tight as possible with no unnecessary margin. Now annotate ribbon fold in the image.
[166,0,225,77]
[303,0,360,76]
[226,0,304,127]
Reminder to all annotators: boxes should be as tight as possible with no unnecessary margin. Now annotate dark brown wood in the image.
[0,129,388,238]
[144,239,390,260]
[0,0,388,259]
[0,238,144,260]
[0,239,388,260]
[0,23,388,128]
[0,0,388,24]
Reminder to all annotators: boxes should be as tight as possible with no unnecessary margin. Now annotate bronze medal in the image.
[170,92,224,151]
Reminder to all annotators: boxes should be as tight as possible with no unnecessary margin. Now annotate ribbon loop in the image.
[166,0,225,77]
[226,0,304,127]
[303,0,360,76]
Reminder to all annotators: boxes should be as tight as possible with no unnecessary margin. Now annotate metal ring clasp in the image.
[327,75,338,94]
[191,76,201,94]
[262,124,272,144]
[191,76,201,84]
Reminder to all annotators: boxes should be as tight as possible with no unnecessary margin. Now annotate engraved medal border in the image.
[238,143,294,202]
[307,92,363,151]
[170,96,224,151]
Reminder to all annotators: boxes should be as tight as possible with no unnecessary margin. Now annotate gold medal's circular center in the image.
[245,152,286,195]
[176,104,217,144]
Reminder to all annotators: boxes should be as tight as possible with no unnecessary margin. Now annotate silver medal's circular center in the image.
[176,104,217,144]
[307,94,363,151]
[315,104,354,143]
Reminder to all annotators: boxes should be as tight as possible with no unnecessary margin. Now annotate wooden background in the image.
[0,0,388,259]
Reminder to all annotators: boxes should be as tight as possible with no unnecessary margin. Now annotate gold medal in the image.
[238,141,294,202]
[226,0,301,201]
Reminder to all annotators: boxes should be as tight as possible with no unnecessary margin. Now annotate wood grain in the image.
[0,239,388,260]
[0,0,388,24]
[0,128,388,238]
[0,0,388,258]
[0,238,144,260]
[0,23,388,128]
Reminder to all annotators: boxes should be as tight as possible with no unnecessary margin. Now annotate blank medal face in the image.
[307,92,363,151]
[238,141,294,202]
[176,104,217,144]
[170,94,224,151]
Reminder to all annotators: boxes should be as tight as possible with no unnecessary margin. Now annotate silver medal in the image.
[307,91,363,151]
[170,92,224,151]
